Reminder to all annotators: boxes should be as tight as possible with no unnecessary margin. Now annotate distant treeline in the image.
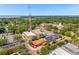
[0,16,79,34]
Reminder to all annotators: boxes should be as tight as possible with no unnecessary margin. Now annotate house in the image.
[61,35,71,41]
[74,41,79,48]
[0,34,14,44]
[32,29,43,35]
[32,39,45,48]
[57,23,64,29]
[22,31,36,37]
[40,23,48,31]
[4,35,14,44]
[22,31,36,40]
[52,23,64,30]
[70,32,75,37]
[40,23,47,27]
[43,31,53,36]
[45,33,60,42]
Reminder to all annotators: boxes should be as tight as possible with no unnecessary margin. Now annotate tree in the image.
[8,24,16,34]
[40,45,50,55]
[57,40,66,46]
[0,49,9,55]
[40,46,49,55]
[13,34,22,41]
[64,31,71,36]
[71,35,79,43]
[16,25,28,33]
[51,29,58,33]
[0,27,5,33]
[29,40,32,45]
[39,34,45,38]
[37,34,45,39]
[29,36,37,41]
[50,43,57,50]
[0,39,7,46]
[14,45,25,52]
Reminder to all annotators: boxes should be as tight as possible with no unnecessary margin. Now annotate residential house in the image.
[57,23,64,29]
[32,29,43,35]
[52,23,64,30]
[45,33,60,42]
[32,39,45,48]
[74,41,79,48]
[43,30,53,36]
[61,36,71,41]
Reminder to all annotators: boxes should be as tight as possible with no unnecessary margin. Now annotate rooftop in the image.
[22,31,36,36]
[74,41,79,47]
[63,43,79,55]
[32,29,43,34]
[32,39,45,46]
[49,43,79,55]
[49,47,71,55]
[45,33,60,42]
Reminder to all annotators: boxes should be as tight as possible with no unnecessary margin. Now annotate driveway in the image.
[25,43,42,55]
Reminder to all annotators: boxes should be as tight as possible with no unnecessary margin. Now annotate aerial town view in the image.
[0,4,79,55]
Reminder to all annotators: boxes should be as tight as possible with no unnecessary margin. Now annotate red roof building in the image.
[32,39,45,48]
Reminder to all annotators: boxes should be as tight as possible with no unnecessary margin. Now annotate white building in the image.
[32,29,43,35]
[57,23,64,29]
[52,23,64,29]
[49,43,79,55]
[49,47,71,55]
[22,31,36,40]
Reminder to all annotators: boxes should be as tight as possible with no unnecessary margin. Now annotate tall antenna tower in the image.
[28,4,32,31]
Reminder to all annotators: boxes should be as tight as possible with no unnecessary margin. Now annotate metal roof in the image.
[63,43,79,55]
[49,47,71,55]
[45,33,60,42]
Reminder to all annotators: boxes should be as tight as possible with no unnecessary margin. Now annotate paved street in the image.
[0,41,25,49]
[25,42,42,55]
[0,34,14,43]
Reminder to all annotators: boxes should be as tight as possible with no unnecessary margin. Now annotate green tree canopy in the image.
[0,39,7,46]
[13,34,22,41]
[0,49,9,55]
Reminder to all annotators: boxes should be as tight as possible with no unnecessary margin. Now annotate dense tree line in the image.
[0,16,79,34]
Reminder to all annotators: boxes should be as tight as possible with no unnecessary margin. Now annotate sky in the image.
[0,4,79,16]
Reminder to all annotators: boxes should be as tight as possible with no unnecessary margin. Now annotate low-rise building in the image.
[0,34,14,44]
[43,31,53,36]
[52,23,64,29]
[63,43,79,55]
[49,47,71,55]
[57,23,64,29]
[32,39,45,48]
[61,36,71,41]
[49,43,79,55]
[74,41,79,48]
[45,33,60,42]
[32,29,43,35]
[22,31,36,40]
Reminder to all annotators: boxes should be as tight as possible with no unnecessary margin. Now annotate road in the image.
[0,41,25,49]
[25,42,42,55]
[0,34,14,43]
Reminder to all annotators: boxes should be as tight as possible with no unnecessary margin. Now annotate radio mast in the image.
[28,4,32,31]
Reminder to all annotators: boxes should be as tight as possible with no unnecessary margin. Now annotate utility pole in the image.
[28,4,32,31]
